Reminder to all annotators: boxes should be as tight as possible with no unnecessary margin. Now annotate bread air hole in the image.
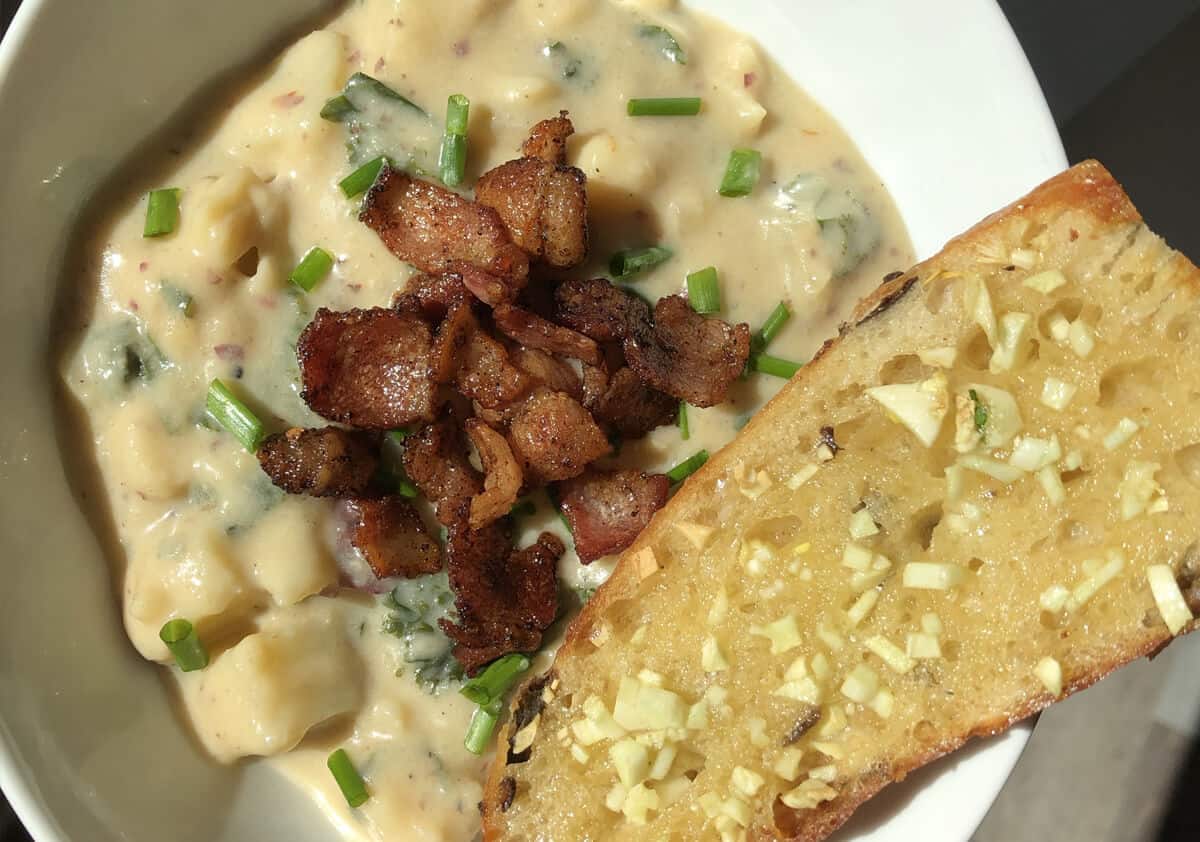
[1098,359,1160,409]
[1174,443,1200,488]
[909,502,942,551]
[961,327,991,370]
[1166,313,1194,342]
[923,275,954,314]
[877,353,930,386]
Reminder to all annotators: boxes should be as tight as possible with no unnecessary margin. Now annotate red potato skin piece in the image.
[360,166,528,304]
[297,307,439,429]
[559,469,670,563]
[344,496,442,579]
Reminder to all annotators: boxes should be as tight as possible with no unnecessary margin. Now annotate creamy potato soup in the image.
[59,0,912,838]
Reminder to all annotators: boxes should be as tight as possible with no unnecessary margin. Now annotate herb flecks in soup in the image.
[60,0,911,839]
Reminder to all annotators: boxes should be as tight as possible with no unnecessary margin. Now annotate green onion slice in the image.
[678,401,690,441]
[627,97,702,117]
[686,266,721,314]
[159,619,209,672]
[718,148,762,198]
[509,498,537,519]
[339,156,390,198]
[160,283,194,317]
[206,378,264,452]
[289,246,334,292]
[320,72,427,122]
[460,653,531,707]
[666,449,708,484]
[327,749,370,808]
[143,188,181,237]
[638,24,687,64]
[609,245,673,280]
[750,353,802,380]
[751,301,792,354]
[969,388,989,433]
[438,93,470,188]
[464,700,502,755]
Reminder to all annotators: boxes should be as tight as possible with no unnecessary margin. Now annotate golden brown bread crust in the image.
[481,160,1191,841]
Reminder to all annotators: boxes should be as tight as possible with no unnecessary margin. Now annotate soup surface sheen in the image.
[60,0,912,838]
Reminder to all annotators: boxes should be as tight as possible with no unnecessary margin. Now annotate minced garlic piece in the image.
[674,520,715,549]
[1034,656,1063,696]
[750,614,802,654]
[1147,565,1194,635]
[865,373,950,448]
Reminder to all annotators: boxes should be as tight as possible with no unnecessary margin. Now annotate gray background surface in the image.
[1,0,1198,839]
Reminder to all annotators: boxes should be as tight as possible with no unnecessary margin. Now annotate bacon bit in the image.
[347,282,363,292]
[128,300,139,312]
[138,261,149,272]
[214,344,245,361]
[1069,228,1080,242]
[272,90,305,108]
[374,57,386,74]
[744,72,757,87]
[453,39,470,57]
[802,129,820,137]
[256,295,278,310]
[207,270,225,285]
[347,48,362,65]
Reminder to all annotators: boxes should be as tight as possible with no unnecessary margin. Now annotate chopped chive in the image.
[509,498,537,518]
[206,378,264,452]
[321,72,427,122]
[460,653,531,707]
[339,156,389,198]
[289,246,334,292]
[160,283,194,317]
[751,301,792,354]
[666,450,708,484]
[327,749,369,808]
[464,700,501,755]
[438,94,470,187]
[143,188,181,237]
[638,24,687,64]
[969,389,989,433]
[751,353,802,380]
[609,245,673,280]
[543,41,583,79]
[387,428,411,443]
[686,266,721,314]
[627,97,702,117]
[678,401,690,440]
[718,148,762,198]
[159,619,208,672]
[395,472,419,499]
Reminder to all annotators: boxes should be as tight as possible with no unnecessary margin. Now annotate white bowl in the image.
[0,1,1064,840]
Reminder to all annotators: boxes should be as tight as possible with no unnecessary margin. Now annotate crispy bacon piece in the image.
[430,299,478,383]
[492,303,602,366]
[554,277,651,342]
[361,166,528,302]
[402,414,483,525]
[456,330,530,409]
[344,496,442,579]
[440,507,563,674]
[624,294,751,408]
[257,427,380,497]
[593,367,679,438]
[465,419,523,529]
[510,347,583,401]
[298,307,438,428]
[559,469,670,563]
[392,272,469,322]
[580,363,610,411]
[476,116,588,269]
[507,388,611,483]
[522,112,573,164]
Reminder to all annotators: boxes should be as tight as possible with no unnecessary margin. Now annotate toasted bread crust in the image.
[482,161,1197,841]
